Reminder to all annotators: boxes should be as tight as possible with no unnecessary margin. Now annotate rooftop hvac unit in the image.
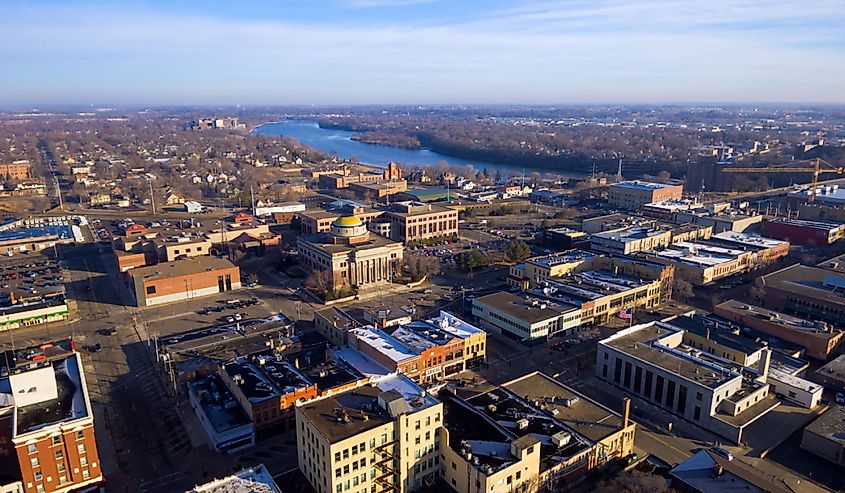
[488,404,497,413]
[516,418,529,430]
[551,431,572,447]
[562,397,579,407]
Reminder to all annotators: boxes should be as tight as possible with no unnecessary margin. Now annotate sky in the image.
[1,0,844,106]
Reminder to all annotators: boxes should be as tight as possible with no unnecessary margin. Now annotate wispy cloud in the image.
[0,0,843,105]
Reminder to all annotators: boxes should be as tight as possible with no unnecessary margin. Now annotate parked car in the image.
[89,343,102,353]
[836,392,845,405]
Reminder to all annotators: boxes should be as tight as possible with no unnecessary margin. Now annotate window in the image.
[696,392,703,401]
[30,457,39,468]
[51,436,61,446]
[335,452,341,462]
[77,443,86,455]
[614,358,622,384]
[146,285,156,294]
[633,366,643,393]
[27,444,37,455]
[623,362,632,388]
[55,450,63,460]
[516,471,521,480]
[693,406,701,421]
[57,462,65,472]
[36,485,44,493]
[34,472,42,481]
[655,375,664,402]
[82,469,90,480]
[343,449,349,459]
[644,371,653,398]
[336,469,341,478]
[666,381,676,408]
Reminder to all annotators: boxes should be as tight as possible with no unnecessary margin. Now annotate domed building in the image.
[297,214,404,293]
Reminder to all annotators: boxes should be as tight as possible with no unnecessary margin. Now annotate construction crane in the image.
[721,158,844,202]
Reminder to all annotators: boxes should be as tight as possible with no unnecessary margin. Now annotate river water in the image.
[252,120,583,178]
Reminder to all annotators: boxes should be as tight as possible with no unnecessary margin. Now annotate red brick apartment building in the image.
[0,341,103,493]
[0,161,30,181]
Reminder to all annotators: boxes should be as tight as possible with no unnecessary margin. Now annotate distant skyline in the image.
[2,0,844,106]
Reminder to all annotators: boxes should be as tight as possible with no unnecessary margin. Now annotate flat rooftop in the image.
[474,292,578,324]
[766,218,844,231]
[593,226,669,242]
[710,231,787,250]
[761,264,845,307]
[817,355,845,383]
[715,300,842,342]
[804,406,845,444]
[503,372,626,443]
[284,345,364,392]
[655,241,747,267]
[465,384,592,471]
[351,326,418,364]
[160,314,293,356]
[189,373,252,434]
[601,323,740,389]
[223,354,311,404]
[127,256,236,280]
[537,270,651,304]
[527,250,596,268]
[664,314,766,356]
[298,374,437,444]
[188,464,282,493]
[612,180,680,191]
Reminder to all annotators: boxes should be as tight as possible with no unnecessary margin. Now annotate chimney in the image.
[621,397,631,430]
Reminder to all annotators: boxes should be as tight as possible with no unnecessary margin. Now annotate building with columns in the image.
[297,214,403,292]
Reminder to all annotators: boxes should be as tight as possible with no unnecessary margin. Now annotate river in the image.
[252,120,583,178]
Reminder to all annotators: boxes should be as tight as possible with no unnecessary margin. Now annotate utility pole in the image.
[54,176,63,210]
[250,185,256,216]
[149,179,156,215]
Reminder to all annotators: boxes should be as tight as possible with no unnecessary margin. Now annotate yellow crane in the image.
[721,158,844,202]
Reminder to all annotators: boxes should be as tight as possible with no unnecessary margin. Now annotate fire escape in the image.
[372,439,399,493]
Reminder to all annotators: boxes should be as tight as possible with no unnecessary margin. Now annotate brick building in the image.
[608,180,684,209]
[0,341,103,493]
[380,201,458,244]
[0,162,30,181]
[126,256,240,307]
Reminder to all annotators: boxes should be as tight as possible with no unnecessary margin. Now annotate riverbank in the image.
[252,120,587,178]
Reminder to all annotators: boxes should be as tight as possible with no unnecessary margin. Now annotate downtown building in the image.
[296,374,443,493]
[0,340,103,493]
[348,312,487,385]
[596,318,784,444]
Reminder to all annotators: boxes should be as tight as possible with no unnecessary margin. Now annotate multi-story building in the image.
[300,203,385,236]
[315,307,360,346]
[472,292,581,342]
[0,340,104,493]
[349,312,486,384]
[441,373,636,492]
[591,226,674,255]
[187,463,282,492]
[0,161,30,181]
[218,348,367,434]
[714,300,844,361]
[508,250,598,289]
[763,218,845,246]
[608,180,683,209]
[295,374,443,493]
[379,202,458,244]
[644,232,788,285]
[530,268,666,326]
[801,407,845,468]
[297,214,403,292]
[672,209,763,233]
[126,256,241,307]
[597,320,780,443]
[759,263,845,325]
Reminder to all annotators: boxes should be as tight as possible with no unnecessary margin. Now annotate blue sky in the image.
[1,0,844,106]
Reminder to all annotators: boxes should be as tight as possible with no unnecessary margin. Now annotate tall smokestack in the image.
[621,397,631,430]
